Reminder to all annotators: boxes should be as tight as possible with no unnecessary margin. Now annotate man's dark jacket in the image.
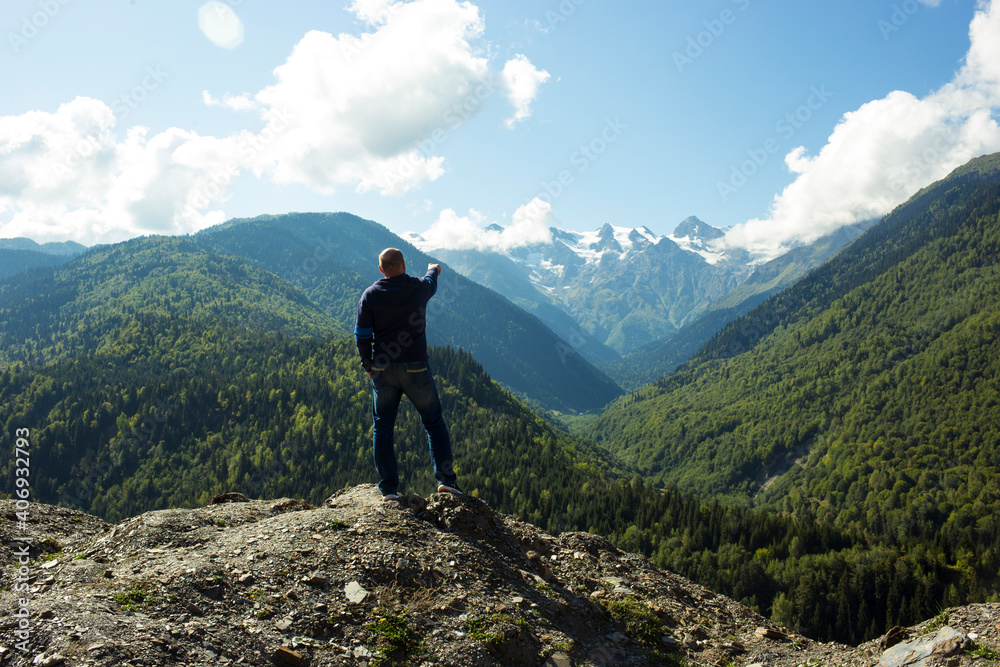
[354,267,439,372]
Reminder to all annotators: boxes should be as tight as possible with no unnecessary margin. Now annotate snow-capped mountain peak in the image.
[668,216,731,265]
[409,218,732,271]
[548,223,686,265]
[673,216,725,241]
[407,215,860,360]
[416,216,768,356]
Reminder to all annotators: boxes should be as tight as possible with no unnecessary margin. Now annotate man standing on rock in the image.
[354,247,462,501]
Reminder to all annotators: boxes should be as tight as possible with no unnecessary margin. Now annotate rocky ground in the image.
[0,486,998,667]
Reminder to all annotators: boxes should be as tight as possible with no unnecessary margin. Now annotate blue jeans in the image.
[370,361,456,496]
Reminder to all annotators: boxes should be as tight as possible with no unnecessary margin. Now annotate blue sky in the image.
[2,0,998,257]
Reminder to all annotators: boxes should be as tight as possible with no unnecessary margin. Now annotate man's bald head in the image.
[379,248,405,277]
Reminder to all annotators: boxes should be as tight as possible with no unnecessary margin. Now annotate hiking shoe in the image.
[382,493,400,502]
[437,483,463,495]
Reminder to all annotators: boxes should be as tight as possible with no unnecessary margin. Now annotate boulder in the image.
[879,626,968,667]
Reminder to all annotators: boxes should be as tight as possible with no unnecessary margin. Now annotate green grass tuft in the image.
[365,612,427,667]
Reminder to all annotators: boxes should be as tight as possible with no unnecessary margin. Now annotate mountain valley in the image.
[1,155,1000,653]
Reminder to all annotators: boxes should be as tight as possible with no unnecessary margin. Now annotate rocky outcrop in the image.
[1,487,998,666]
[861,608,1000,667]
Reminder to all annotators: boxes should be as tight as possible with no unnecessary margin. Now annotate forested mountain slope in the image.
[0,236,343,368]
[0,232,617,521]
[195,212,622,413]
[0,249,70,279]
[589,153,1000,545]
[0,328,608,526]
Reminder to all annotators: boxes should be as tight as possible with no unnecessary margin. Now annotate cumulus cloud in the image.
[251,0,495,195]
[0,97,244,243]
[249,0,543,194]
[0,0,551,244]
[723,0,1000,257]
[420,198,554,251]
[501,54,551,128]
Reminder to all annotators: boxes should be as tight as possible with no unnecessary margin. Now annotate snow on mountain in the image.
[412,220,704,270]
[669,216,730,265]
[411,214,864,370]
[414,216,757,357]
[503,218,750,294]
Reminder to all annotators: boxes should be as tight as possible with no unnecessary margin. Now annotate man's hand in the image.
[428,263,442,275]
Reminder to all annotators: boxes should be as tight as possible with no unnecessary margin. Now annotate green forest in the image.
[2,155,1000,646]
[591,154,1000,532]
[2,321,993,646]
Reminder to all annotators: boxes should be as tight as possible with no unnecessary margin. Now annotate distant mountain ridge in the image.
[0,237,88,255]
[412,217,758,360]
[0,235,346,369]
[0,237,89,279]
[412,216,864,380]
[672,216,725,242]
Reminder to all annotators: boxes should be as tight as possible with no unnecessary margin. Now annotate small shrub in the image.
[113,580,164,611]
[552,640,574,653]
[465,616,503,644]
[366,612,426,667]
[967,645,1000,661]
[925,609,950,633]
[602,598,666,644]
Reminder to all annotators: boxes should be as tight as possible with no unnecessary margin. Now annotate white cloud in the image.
[244,0,547,195]
[420,208,488,250]
[249,14,480,196]
[0,97,245,244]
[202,91,258,111]
[348,0,400,25]
[506,198,556,246]
[501,54,551,128]
[724,0,1000,257]
[0,0,552,245]
[963,0,1000,90]
[420,198,554,251]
